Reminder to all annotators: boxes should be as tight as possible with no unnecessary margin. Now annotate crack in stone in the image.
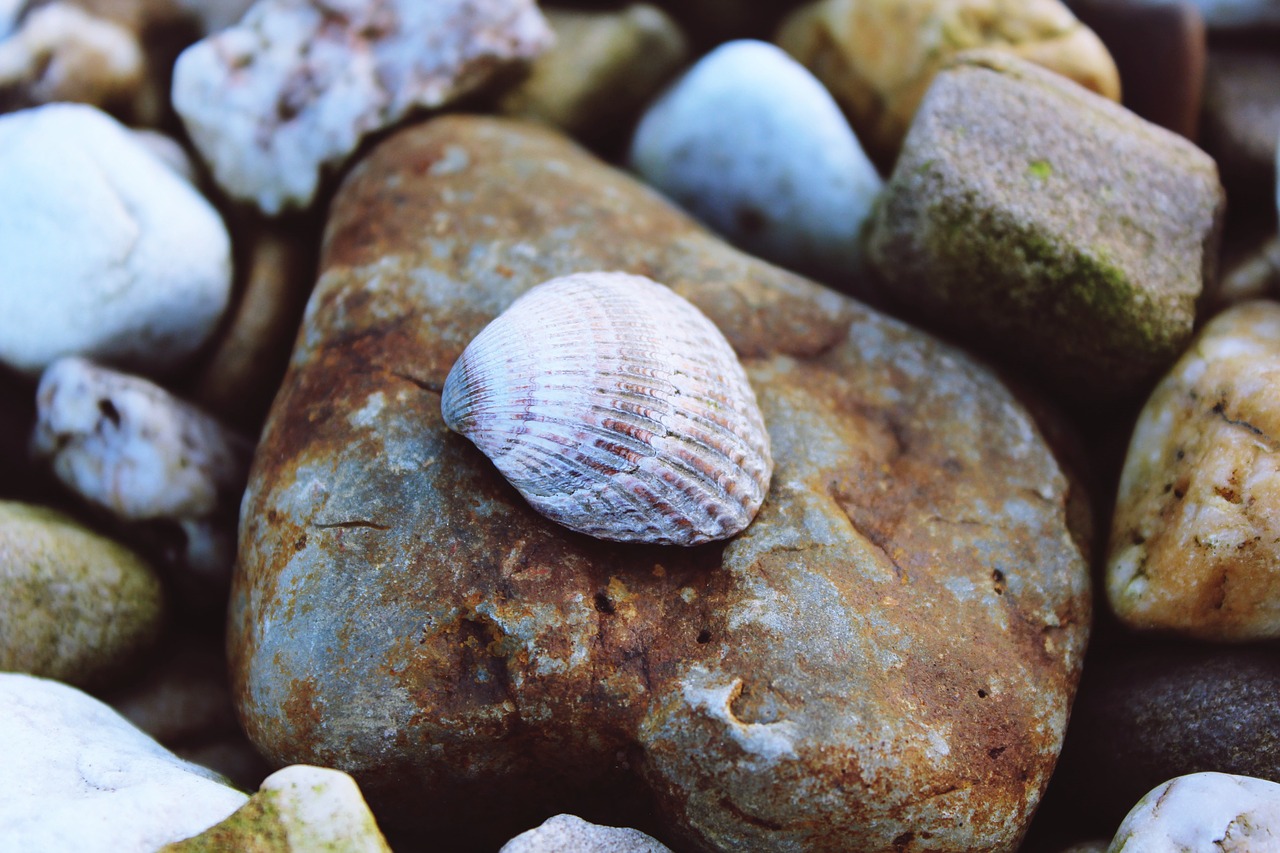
[314,519,390,530]
[1211,401,1280,451]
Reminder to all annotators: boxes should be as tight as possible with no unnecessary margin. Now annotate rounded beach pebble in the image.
[630,39,881,283]
[0,103,232,377]
[0,500,163,686]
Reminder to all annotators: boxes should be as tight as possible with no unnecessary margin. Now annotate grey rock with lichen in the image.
[233,114,1090,852]
[172,0,553,214]
[864,50,1224,400]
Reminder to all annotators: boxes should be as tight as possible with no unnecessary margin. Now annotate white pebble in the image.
[31,357,252,521]
[630,39,882,284]
[1109,772,1280,851]
[172,0,552,214]
[0,673,247,853]
[0,104,232,377]
[500,814,672,853]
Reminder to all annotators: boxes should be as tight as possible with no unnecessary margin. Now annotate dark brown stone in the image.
[1040,641,1280,839]
[1067,0,1206,139]
[1202,45,1280,202]
[232,115,1091,852]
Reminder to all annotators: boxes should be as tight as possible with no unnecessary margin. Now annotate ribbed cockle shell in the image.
[441,271,773,546]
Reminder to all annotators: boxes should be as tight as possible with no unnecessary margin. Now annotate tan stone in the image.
[498,5,689,147]
[1109,301,1280,640]
[776,0,1121,168]
[233,116,1090,851]
[0,3,151,121]
[188,220,315,431]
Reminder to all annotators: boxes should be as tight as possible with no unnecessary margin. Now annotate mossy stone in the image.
[865,51,1224,400]
[0,500,164,685]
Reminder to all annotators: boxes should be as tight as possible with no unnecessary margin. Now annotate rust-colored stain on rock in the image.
[232,116,1091,851]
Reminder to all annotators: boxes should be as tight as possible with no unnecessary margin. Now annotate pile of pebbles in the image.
[1,0,1279,850]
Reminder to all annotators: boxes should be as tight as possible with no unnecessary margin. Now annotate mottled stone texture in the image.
[865,52,1224,401]
[233,116,1091,852]
[1108,302,1280,640]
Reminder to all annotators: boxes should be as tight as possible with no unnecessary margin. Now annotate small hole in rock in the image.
[98,399,121,427]
[977,689,988,698]
[593,592,615,615]
[696,629,712,644]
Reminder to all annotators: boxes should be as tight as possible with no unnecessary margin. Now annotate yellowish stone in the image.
[1109,301,1280,640]
[776,0,1120,168]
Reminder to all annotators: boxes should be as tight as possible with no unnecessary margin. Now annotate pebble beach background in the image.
[1,0,1279,851]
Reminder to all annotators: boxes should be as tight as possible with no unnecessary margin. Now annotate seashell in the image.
[441,271,773,546]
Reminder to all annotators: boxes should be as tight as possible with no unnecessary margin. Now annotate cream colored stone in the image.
[0,3,148,119]
[1108,301,1280,640]
[775,0,1121,167]
[161,765,391,853]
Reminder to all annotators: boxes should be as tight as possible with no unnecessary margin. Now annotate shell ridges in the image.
[441,271,773,546]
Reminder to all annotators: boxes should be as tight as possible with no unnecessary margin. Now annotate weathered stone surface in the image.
[1048,642,1280,837]
[0,500,163,686]
[500,814,671,853]
[162,765,391,853]
[864,51,1224,401]
[172,0,553,214]
[0,673,248,852]
[498,5,688,149]
[1108,302,1280,639]
[1202,46,1280,200]
[1108,772,1280,852]
[776,0,1120,168]
[629,39,881,285]
[1065,0,1206,139]
[233,116,1090,852]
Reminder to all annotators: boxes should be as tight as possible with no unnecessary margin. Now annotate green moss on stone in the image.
[1027,160,1052,180]
[161,791,288,853]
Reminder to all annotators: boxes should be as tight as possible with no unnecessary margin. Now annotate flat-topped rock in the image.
[865,51,1224,401]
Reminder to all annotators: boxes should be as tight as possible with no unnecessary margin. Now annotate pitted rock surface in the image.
[233,115,1091,852]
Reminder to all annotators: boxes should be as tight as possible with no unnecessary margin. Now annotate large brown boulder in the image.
[232,115,1091,852]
